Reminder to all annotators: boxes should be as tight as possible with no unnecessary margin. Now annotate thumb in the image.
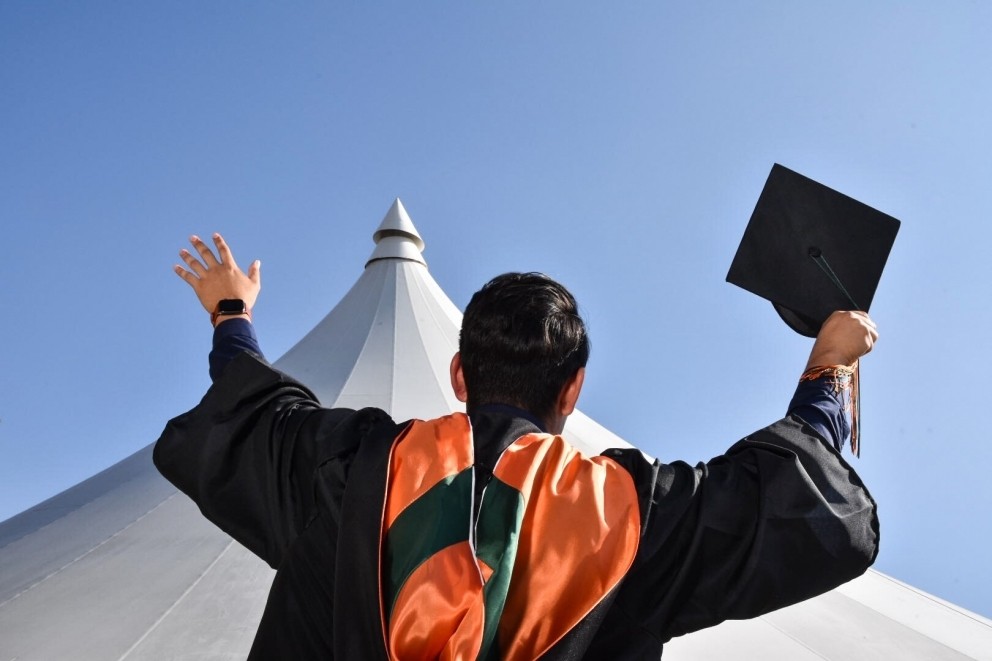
[249,259,261,285]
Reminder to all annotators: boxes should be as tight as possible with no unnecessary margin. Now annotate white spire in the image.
[366,198,426,267]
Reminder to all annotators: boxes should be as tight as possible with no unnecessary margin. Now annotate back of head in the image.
[459,272,590,420]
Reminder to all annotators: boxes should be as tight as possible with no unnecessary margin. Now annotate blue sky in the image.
[2,2,990,618]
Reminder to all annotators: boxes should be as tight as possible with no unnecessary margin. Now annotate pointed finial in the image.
[366,198,427,267]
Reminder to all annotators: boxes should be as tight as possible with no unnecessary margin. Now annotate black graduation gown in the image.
[154,353,879,659]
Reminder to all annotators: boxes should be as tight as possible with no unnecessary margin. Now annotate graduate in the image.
[157,171,891,659]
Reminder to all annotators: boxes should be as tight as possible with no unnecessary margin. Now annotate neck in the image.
[471,403,549,433]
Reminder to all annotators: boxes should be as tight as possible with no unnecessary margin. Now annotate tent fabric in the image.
[1,200,989,660]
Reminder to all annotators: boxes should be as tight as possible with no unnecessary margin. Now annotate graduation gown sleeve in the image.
[153,352,386,569]
[599,414,879,646]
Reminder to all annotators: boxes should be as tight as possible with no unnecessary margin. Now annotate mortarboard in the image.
[727,163,900,456]
[727,163,900,337]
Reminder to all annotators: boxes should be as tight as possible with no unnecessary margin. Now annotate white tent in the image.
[1,200,989,660]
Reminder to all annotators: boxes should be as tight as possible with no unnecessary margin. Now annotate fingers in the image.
[808,310,880,368]
[849,311,879,346]
[827,310,878,336]
[849,310,878,331]
[247,259,261,285]
[842,311,879,351]
[173,264,197,284]
[178,233,231,277]
[190,235,220,267]
[179,248,207,276]
[213,233,237,268]
[828,309,874,325]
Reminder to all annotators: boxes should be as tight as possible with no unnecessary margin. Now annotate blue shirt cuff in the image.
[787,377,851,453]
[209,318,264,382]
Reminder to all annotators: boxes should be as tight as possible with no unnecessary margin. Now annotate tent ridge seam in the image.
[758,615,832,660]
[402,270,456,413]
[335,265,394,407]
[826,584,991,657]
[0,492,179,610]
[116,538,237,661]
[870,572,992,628]
[0,463,159,553]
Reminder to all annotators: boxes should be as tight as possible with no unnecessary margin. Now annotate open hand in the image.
[174,233,261,319]
[806,311,878,369]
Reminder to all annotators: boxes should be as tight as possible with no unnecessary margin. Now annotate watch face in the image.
[218,299,246,314]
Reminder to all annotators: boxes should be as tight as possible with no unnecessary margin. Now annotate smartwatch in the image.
[211,299,251,326]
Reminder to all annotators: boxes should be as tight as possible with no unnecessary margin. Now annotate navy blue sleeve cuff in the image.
[787,377,850,452]
[209,318,264,382]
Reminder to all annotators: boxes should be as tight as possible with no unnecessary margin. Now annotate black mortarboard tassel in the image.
[727,164,900,454]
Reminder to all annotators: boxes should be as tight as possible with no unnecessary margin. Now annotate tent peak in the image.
[366,198,427,267]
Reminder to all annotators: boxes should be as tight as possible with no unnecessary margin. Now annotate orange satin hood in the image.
[379,413,641,660]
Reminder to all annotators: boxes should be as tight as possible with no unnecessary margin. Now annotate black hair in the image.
[459,272,590,420]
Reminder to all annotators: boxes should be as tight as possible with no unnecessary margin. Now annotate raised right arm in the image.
[597,311,881,647]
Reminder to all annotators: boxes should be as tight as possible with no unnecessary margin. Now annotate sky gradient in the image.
[2,2,990,617]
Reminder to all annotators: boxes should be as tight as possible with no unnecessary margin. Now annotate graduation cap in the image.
[727,164,900,337]
[727,164,900,456]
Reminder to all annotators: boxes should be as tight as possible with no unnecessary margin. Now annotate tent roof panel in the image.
[122,541,272,661]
